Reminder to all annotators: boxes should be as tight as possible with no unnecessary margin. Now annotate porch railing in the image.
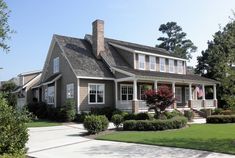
[204,100,214,108]
[116,100,148,112]
[191,99,215,109]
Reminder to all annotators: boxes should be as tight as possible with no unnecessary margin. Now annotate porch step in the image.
[192,109,205,119]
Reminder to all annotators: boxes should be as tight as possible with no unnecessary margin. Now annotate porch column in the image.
[202,84,206,108]
[188,83,192,108]
[115,81,118,107]
[172,82,176,109]
[213,84,217,108]
[132,79,139,113]
[133,79,137,101]
[154,80,158,91]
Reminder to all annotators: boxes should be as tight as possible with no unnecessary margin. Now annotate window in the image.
[185,87,189,102]
[53,57,59,73]
[169,59,175,73]
[88,84,105,104]
[44,88,48,101]
[47,86,55,104]
[149,56,156,71]
[160,58,165,72]
[120,84,133,101]
[177,61,183,74]
[138,54,145,70]
[140,85,152,100]
[175,87,182,103]
[66,83,74,98]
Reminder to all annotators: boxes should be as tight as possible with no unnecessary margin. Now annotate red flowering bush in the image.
[143,85,175,118]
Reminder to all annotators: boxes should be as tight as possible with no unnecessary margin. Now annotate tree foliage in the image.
[0,81,17,107]
[143,85,175,118]
[0,0,14,52]
[195,17,235,108]
[156,22,197,60]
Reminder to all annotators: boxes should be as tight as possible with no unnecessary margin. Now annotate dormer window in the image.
[178,60,183,74]
[149,56,156,71]
[169,59,174,73]
[53,57,59,73]
[139,54,145,70]
[160,58,165,72]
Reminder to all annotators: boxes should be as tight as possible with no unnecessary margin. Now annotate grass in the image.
[97,124,235,154]
[26,119,62,127]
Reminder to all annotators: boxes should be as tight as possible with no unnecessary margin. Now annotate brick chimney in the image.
[92,19,105,59]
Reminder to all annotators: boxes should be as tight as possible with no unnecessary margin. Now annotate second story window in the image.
[169,59,174,73]
[53,57,59,73]
[178,60,183,74]
[138,54,145,70]
[160,58,165,72]
[149,56,156,71]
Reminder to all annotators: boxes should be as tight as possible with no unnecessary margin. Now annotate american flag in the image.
[196,85,203,98]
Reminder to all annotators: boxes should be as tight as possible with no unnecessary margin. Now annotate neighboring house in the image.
[13,70,41,109]
[32,19,219,113]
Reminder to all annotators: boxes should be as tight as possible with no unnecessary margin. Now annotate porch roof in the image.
[113,66,219,84]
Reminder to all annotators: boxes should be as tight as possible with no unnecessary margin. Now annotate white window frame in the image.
[169,59,175,73]
[177,60,183,74]
[149,56,156,71]
[66,83,74,99]
[160,57,166,72]
[53,57,59,74]
[185,87,189,103]
[175,87,182,103]
[47,86,55,104]
[138,54,145,70]
[88,83,105,104]
[120,84,133,102]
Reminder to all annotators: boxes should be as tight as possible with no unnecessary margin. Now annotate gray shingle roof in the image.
[114,66,219,83]
[54,34,114,78]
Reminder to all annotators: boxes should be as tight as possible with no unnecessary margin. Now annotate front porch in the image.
[115,77,218,113]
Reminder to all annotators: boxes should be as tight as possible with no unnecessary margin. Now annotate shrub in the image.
[75,112,89,123]
[212,108,223,115]
[111,114,124,128]
[0,94,29,155]
[90,107,117,120]
[27,102,48,119]
[136,113,152,120]
[57,99,76,122]
[123,113,136,120]
[123,116,187,131]
[220,110,233,115]
[83,115,109,134]
[0,151,25,158]
[206,115,235,123]
[184,110,194,121]
[163,110,183,119]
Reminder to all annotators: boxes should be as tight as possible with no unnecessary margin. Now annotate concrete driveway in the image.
[27,124,235,158]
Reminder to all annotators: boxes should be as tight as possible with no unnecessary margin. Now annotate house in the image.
[13,70,41,109]
[32,19,219,113]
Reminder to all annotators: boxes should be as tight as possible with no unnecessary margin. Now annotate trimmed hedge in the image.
[123,113,153,121]
[123,116,187,131]
[163,110,183,119]
[83,115,109,134]
[111,114,124,128]
[206,115,235,123]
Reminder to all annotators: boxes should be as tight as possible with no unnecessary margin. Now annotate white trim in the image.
[109,42,187,61]
[115,81,118,107]
[77,79,80,113]
[185,87,189,102]
[42,74,62,85]
[133,53,136,69]
[18,70,42,76]
[138,54,145,70]
[54,80,57,107]
[88,83,105,104]
[76,76,115,80]
[23,73,42,90]
[159,57,166,72]
[213,84,217,100]
[116,77,134,82]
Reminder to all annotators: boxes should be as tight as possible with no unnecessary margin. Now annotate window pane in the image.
[90,94,96,102]
[128,95,133,100]
[97,94,103,103]
[128,86,133,94]
[122,95,127,101]
[90,85,96,94]
[139,54,145,69]
[160,58,165,72]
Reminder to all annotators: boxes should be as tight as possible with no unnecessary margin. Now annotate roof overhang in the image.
[42,74,62,85]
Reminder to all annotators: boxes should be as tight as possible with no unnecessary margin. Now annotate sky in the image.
[0,0,235,81]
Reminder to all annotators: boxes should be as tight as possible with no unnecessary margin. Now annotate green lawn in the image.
[97,124,235,154]
[26,119,62,127]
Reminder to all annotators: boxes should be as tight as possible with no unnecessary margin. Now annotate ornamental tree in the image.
[143,85,175,118]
